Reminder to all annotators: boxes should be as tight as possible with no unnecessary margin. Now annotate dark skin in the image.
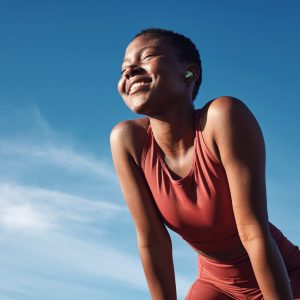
[111,34,294,299]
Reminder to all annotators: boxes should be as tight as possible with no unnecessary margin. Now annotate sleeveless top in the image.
[140,108,281,253]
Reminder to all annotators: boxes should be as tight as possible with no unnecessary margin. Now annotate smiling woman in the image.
[118,30,201,116]
[110,28,300,299]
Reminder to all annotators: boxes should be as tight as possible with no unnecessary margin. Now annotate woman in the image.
[110,28,300,299]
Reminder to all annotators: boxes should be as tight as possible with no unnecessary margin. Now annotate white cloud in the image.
[0,229,192,298]
[0,182,127,234]
[0,104,117,183]
[0,140,117,182]
[0,105,193,299]
[1,203,50,232]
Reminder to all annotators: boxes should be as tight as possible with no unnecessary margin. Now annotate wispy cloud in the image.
[0,105,193,299]
[0,135,116,182]
[1,201,50,232]
[0,106,124,233]
[0,104,116,182]
[0,182,126,233]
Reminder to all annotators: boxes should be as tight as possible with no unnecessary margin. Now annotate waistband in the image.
[198,252,255,279]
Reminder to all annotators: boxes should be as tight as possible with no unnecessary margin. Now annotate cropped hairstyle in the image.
[133,28,202,101]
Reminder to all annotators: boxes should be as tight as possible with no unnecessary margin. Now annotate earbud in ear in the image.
[185,70,193,78]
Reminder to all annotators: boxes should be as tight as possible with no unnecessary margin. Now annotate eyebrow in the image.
[122,46,160,64]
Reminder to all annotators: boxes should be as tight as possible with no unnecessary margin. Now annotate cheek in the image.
[117,78,124,95]
[117,80,130,105]
[149,61,181,84]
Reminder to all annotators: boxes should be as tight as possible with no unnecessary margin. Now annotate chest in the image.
[144,150,236,237]
[159,148,194,181]
[141,118,238,243]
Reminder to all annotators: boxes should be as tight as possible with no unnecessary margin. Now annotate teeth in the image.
[129,81,147,94]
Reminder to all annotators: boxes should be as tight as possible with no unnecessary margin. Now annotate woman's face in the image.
[118,35,188,115]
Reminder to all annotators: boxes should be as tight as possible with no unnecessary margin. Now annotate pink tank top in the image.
[140,108,280,253]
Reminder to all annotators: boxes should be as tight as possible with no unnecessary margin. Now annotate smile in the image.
[128,81,151,95]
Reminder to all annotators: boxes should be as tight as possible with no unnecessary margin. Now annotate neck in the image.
[148,105,196,160]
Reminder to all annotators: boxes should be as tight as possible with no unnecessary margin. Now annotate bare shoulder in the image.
[200,96,260,163]
[205,96,264,164]
[202,96,258,132]
[207,95,261,133]
[203,96,251,117]
[110,116,149,167]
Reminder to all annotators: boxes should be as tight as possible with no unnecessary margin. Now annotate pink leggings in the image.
[185,231,300,299]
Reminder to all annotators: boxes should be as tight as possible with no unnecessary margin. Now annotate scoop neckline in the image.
[150,109,200,185]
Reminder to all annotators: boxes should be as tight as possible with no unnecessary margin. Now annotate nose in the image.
[123,66,144,79]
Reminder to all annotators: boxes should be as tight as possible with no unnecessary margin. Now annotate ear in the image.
[184,63,200,82]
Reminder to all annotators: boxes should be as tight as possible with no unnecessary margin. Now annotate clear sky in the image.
[0,1,299,299]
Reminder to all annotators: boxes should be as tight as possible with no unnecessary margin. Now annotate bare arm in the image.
[211,97,293,299]
[110,121,177,300]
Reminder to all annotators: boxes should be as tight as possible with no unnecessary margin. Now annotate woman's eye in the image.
[143,54,155,60]
[120,54,158,75]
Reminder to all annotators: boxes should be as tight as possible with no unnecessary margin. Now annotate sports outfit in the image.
[140,108,300,299]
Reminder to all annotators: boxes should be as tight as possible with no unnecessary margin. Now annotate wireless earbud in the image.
[185,70,193,78]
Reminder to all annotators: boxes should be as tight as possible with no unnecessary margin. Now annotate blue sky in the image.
[0,1,299,299]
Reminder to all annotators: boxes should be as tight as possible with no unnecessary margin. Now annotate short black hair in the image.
[133,28,202,101]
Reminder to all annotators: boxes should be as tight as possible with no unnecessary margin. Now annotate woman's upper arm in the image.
[110,121,171,247]
[211,96,270,243]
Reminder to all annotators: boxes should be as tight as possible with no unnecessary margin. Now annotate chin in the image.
[129,94,152,114]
